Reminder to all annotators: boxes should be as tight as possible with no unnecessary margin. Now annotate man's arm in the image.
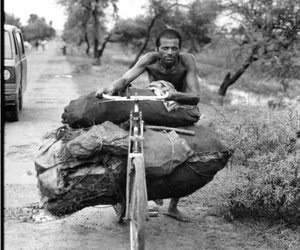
[96,52,158,97]
[166,53,200,105]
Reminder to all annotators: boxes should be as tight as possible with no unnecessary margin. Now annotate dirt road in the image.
[4,41,273,250]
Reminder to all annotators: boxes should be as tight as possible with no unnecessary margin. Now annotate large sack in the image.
[36,122,193,177]
[34,122,128,175]
[61,88,200,128]
[36,123,233,216]
[146,125,233,200]
[42,150,231,216]
[38,157,127,216]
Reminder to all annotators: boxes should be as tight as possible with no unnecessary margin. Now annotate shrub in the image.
[212,105,300,223]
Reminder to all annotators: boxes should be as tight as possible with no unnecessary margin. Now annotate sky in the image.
[4,0,237,31]
[4,0,146,30]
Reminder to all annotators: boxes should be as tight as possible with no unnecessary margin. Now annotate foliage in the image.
[113,17,148,49]
[158,0,221,52]
[213,106,300,223]
[22,14,56,41]
[57,0,118,59]
[112,0,221,54]
[220,0,300,94]
[4,12,22,28]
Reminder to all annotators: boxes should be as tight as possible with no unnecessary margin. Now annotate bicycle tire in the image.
[130,157,147,250]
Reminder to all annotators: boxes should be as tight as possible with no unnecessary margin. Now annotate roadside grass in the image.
[65,44,300,247]
[189,104,300,248]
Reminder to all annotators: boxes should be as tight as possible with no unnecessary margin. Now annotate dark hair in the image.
[155,28,182,48]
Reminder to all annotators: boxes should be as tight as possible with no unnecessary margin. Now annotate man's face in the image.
[157,37,180,66]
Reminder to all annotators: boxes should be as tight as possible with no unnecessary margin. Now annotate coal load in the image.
[35,122,232,216]
[61,88,200,128]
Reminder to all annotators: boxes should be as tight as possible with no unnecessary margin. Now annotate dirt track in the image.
[4,41,277,250]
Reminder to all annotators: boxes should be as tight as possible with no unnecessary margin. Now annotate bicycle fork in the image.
[124,107,148,221]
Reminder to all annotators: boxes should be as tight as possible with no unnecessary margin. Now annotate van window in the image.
[16,32,25,55]
[4,31,13,59]
[12,32,19,55]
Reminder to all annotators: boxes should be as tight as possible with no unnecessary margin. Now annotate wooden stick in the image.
[145,125,195,136]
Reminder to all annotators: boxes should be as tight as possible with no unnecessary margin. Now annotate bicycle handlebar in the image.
[102,93,169,101]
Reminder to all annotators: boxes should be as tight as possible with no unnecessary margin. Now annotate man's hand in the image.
[95,86,114,99]
[165,92,175,101]
[165,92,200,105]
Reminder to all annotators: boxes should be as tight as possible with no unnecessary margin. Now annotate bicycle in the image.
[103,91,168,250]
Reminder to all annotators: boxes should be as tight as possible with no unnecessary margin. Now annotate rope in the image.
[184,162,214,178]
[45,155,73,170]
[45,125,103,170]
[59,167,92,194]
[93,125,103,152]
[165,131,175,169]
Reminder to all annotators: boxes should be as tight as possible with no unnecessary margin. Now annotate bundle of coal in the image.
[38,157,127,216]
[147,125,233,199]
[61,88,200,128]
[36,123,233,216]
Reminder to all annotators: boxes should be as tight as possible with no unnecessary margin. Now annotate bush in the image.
[212,106,300,224]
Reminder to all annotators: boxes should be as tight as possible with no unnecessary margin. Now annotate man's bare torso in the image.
[144,52,189,92]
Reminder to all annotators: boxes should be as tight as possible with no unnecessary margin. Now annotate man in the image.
[96,28,200,221]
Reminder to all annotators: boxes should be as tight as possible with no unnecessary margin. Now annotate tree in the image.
[62,1,92,54]
[159,0,221,53]
[112,0,220,68]
[128,0,179,68]
[4,12,22,28]
[218,0,300,104]
[22,14,56,41]
[57,0,118,63]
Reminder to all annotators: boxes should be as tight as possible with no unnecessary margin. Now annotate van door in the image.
[15,31,28,92]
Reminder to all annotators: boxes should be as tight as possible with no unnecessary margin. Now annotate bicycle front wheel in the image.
[130,157,147,250]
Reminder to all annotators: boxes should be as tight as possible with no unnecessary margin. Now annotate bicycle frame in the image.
[125,99,148,220]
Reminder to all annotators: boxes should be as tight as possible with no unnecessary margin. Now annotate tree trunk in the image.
[96,34,112,60]
[92,0,101,64]
[218,45,259,105]
[85,32,90,55]
[129,15,159,69]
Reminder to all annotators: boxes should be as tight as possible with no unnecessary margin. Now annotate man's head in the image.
[155,28,182,66]
[155,28,182,49]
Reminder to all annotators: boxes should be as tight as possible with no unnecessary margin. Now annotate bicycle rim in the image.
[130,157,147,250]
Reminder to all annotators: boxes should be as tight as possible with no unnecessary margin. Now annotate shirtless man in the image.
[96,28,200,221]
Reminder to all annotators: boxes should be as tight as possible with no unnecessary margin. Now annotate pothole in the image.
[6,144,38,160]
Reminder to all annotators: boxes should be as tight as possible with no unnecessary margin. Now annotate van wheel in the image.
[10,98,20,122]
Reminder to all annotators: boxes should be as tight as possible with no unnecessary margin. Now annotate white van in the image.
[4,24,28,121]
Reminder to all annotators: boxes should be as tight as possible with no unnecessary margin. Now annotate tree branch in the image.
[218,45,259,97]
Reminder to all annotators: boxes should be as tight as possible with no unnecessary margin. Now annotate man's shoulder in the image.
[179,52,196,61]
[179,53,196,68]
[134,52,159,68]
[140,52,159,63]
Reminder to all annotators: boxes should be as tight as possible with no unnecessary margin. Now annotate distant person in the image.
[61,39,67,55]
[35,40,39,51]
[96,28,200,222]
